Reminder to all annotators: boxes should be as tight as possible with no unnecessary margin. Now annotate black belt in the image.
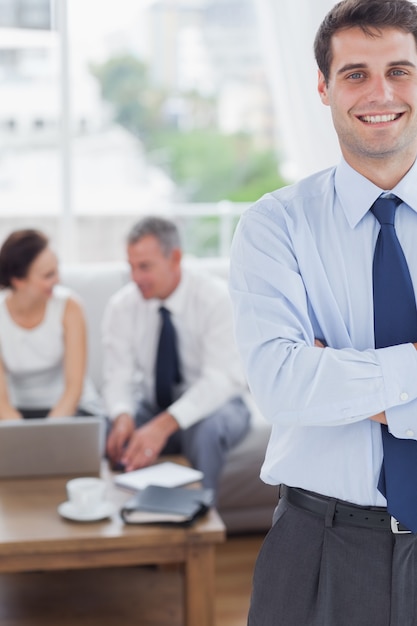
[281,485,412,534]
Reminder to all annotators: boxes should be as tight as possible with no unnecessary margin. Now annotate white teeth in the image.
[361,114,399,123]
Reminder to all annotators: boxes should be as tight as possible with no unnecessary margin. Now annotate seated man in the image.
[102,216,250,491]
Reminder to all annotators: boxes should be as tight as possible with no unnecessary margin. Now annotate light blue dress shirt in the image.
[229,158,417,506]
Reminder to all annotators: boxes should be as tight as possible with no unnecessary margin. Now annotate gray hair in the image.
[127,216,181,256]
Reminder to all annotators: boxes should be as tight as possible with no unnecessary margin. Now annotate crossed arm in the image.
[314,338,403,426]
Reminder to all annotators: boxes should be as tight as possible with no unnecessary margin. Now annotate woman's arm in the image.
[0,358,22,420]
[48,296,87,417]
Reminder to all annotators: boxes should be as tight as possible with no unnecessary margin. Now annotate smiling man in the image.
[319,23,417,186]
[102,216,250,493]
[229,1,417,624]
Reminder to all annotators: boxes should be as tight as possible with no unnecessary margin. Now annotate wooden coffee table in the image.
[0,462,225,626]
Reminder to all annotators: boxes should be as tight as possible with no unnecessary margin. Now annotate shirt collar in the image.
[157,267,188,315]
[335,157,417,228]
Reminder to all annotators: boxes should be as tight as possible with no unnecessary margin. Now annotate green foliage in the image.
[226,149,286,201]
[90,54,286,203]
[150,130,284,202]
[183,216,224,257]
[89,55,166,139]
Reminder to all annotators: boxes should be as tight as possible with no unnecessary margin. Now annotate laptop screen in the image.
[0,416,104,478]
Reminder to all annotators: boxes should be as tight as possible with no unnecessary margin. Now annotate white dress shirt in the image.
[102,266,247,429]
[229,158,417,507]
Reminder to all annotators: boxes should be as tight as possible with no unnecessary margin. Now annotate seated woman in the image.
[0,229,101,420]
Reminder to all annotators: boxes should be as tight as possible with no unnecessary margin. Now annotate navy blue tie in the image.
[372,195,417,532]
[155,306,181,410]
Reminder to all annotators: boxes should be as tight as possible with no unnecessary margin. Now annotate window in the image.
[0,0,288,262]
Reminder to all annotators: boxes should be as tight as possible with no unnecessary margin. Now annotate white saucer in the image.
[57,500,115,522]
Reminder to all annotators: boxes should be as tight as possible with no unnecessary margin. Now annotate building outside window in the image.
[0,0,312,262]
[0,0,51,30]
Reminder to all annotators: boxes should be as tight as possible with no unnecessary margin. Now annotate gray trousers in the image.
[134,396,250,492]
[248,494,417,626]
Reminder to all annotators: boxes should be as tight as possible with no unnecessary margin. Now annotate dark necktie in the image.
[155,306,181,410]
[372,195,417,532]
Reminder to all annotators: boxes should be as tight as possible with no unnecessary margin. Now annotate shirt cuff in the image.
[377,343,417,438]
[378,343,417,405]
[108,401,135,421]
[386,401,417,440]
[167,398,204,430]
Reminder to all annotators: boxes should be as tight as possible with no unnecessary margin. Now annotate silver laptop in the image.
[0,416,104,478]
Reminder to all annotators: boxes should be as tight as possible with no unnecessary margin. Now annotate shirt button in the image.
[406,430,415,438]
[400,392,409,402]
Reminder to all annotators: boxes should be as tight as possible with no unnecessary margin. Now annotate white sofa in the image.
[60,257,278,534]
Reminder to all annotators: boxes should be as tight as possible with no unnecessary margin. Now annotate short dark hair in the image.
[127,216,181,256]
[0,229,49,289]
[314,0,417,84]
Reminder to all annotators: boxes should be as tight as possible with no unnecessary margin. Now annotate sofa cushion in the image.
[61,262,130,391]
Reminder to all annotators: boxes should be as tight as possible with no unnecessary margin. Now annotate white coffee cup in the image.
[66,477,106,514]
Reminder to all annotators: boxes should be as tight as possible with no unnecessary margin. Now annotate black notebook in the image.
[120,485,214,525]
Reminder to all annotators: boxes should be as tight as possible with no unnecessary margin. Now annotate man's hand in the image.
[369,412,387,425]
[121,411,180,472]
[106,413,135,467]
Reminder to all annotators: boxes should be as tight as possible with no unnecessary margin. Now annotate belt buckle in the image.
[391,516,412,534]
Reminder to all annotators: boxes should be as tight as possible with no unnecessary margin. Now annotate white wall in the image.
[255,0,341,181]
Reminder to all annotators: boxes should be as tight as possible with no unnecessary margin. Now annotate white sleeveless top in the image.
[0,285,100,413]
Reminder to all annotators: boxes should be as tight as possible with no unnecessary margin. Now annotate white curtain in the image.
[255,0,341,181]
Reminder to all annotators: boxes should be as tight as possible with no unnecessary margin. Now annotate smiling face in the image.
[127,235,182,301]
[318,26,417,179]
[12,247,59,300]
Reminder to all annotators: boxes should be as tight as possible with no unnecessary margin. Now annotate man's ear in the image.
[171,248,182,267]
[317,69,330,106]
